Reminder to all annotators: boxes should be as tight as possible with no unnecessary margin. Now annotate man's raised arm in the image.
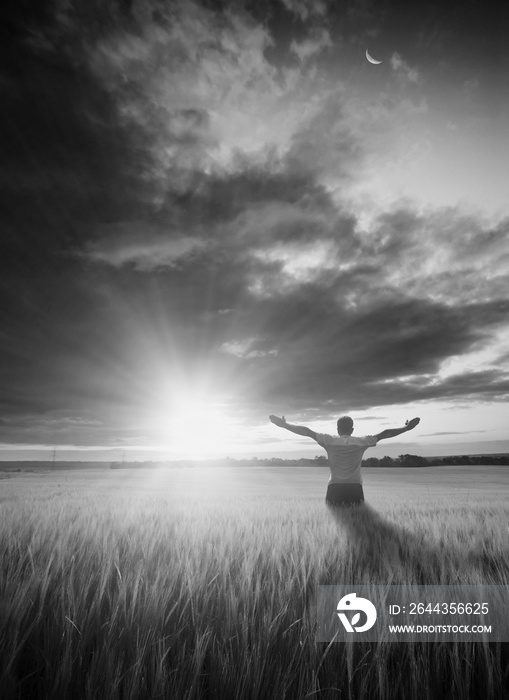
[269,415,317,440]
[375,417,420,441]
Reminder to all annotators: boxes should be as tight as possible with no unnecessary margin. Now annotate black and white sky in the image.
[2,0,509,459]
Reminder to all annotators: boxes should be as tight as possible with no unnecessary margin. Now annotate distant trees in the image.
[360,454,509,468]
[427,454,509,466]
[109,453,509,469]
[396,454,429,468]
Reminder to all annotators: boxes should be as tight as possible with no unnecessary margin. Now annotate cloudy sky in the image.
[2,0,509,460]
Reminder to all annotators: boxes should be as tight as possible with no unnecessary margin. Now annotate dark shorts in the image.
[326,483,364,506]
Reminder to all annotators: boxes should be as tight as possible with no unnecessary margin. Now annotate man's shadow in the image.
[324,502,484,585]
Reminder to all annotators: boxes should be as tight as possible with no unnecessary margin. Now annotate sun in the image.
[143,385,239,459]
[165,399,231,456]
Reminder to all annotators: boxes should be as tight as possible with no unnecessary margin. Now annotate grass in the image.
[0,466,508,699]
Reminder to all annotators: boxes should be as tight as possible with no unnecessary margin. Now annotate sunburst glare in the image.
[139,380,242,459]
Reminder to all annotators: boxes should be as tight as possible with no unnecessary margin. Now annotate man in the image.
[269,414,421,506]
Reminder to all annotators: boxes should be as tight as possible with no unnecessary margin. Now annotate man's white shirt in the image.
[313,434,378,484]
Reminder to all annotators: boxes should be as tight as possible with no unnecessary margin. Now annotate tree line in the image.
[110,453,509,469]
[363,454,509,467]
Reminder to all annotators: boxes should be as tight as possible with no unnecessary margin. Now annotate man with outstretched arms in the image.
[269,414,420,505]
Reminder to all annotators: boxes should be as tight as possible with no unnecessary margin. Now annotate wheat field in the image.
[0,465,508,699]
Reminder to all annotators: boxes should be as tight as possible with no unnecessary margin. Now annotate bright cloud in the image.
[290,28,333,62]
[280,0,329,21]
[390,52,420,83]
[83,223,207,270]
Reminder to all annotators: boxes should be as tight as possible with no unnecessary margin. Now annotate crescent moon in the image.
[366,49,382,65]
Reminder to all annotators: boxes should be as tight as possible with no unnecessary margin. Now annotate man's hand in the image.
[405,417,420,431]
[269,415,317,440]
[377,417,421,441]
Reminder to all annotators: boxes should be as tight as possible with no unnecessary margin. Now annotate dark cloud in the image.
[222,291,509,410]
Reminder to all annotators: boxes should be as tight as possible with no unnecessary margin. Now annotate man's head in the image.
[337,416,354,435]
